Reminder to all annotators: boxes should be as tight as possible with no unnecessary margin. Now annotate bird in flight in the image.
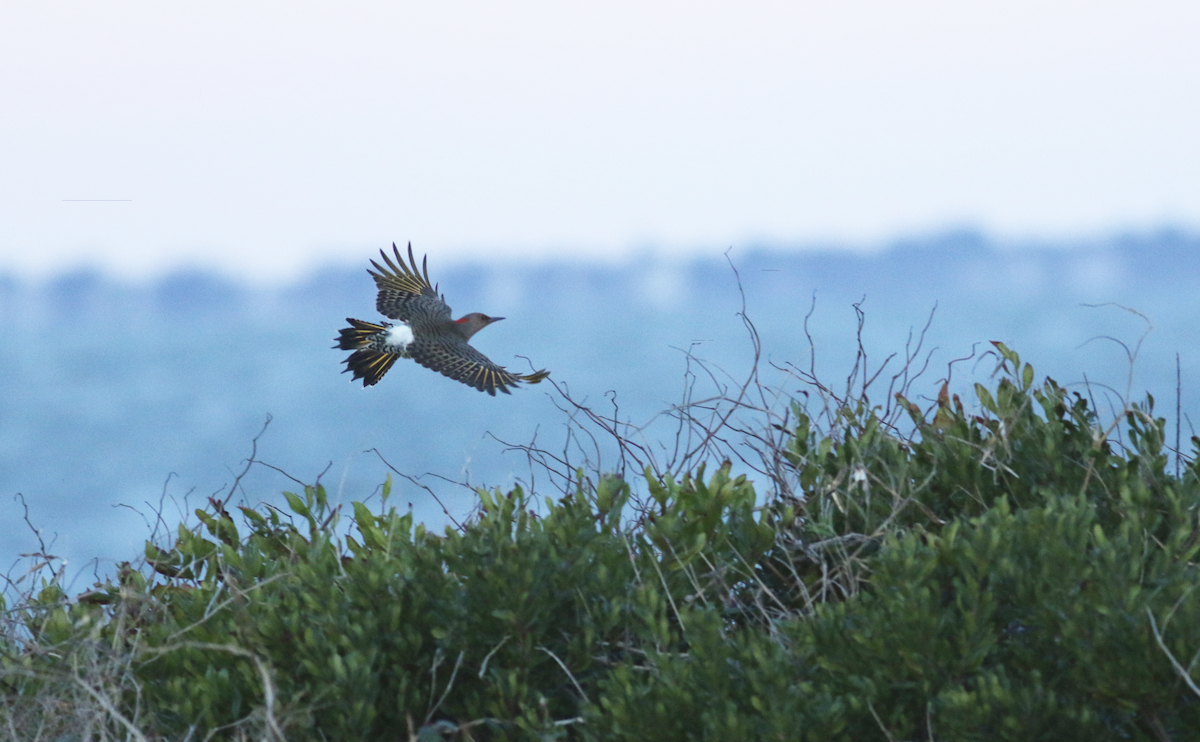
[334,242,550,395]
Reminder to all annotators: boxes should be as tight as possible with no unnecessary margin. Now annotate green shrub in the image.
[4,343,1199,740]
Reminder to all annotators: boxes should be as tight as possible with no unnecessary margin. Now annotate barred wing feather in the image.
[368,242,452,323]
[408,336,547,396]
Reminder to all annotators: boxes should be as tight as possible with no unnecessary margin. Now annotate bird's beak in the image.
[490,316,505,324]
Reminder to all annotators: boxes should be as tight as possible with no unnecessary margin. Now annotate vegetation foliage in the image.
[4,330,1200,740]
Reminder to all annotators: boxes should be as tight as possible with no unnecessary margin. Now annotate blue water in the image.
[4,229,1200,591]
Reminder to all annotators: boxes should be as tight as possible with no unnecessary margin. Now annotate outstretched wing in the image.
[368,242,452,323]
[408,336,550,396]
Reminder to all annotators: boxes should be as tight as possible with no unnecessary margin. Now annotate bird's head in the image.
[455,312,504,339]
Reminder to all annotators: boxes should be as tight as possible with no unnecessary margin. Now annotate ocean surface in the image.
[4,230,1200,592]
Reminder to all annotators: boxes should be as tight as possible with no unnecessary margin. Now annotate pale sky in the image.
[2,1,1198,281]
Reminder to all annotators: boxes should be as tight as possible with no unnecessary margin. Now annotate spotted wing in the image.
[408,336,549,396]
[368,242,453,323]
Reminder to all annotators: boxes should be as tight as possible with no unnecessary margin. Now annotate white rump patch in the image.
[382,322,415,354]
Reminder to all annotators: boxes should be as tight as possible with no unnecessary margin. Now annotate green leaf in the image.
[283,490,310,517]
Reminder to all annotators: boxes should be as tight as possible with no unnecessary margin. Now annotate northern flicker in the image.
[334,242,550,395]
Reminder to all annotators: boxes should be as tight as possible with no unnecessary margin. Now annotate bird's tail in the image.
[335,318,397,387]
[334,318,386,350]
[341,349,398,387]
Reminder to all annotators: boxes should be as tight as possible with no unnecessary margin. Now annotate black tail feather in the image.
[335,318,386,350]
[335,318,397,386]
[342,349,399,387]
